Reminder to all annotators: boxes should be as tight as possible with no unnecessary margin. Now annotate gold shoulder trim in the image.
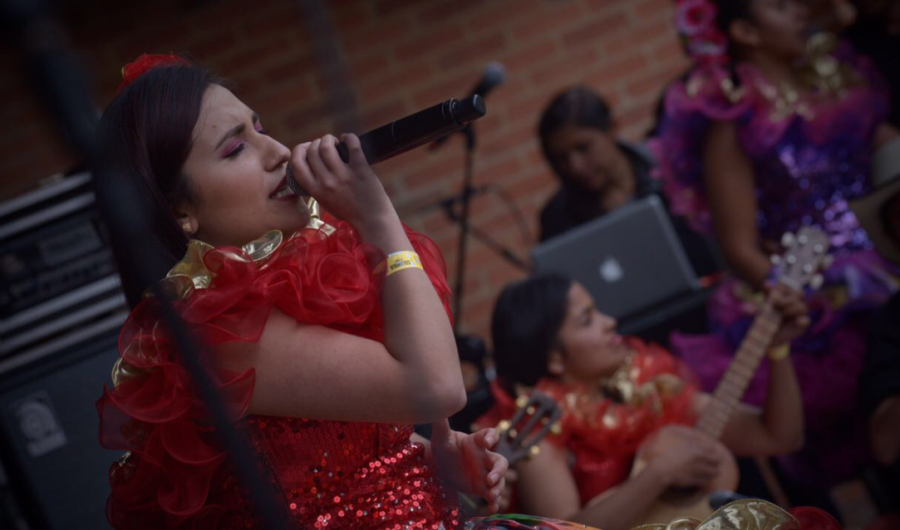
[632,499,799,530]
[306,197,336,236]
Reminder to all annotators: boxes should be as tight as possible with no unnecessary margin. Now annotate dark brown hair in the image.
[537,86,613,182]
[491,274,573,389]
[97,62,217,307]
[713,0,756,58]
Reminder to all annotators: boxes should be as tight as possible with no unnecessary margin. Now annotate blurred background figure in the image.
[536,86,720,279]
[843,0,900,129]
[851,138,900,523]
[537,87,650,242]
[650,0,899,513]
[479,273,808,530]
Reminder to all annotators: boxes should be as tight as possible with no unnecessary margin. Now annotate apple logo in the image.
[599,257,624,283]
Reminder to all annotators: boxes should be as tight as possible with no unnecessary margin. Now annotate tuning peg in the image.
[782,232,796,247]
[813,243,826,254]
[810,274,824,290]
[786,255,797,265]
[550,422,562,435]
[798,234,808,245]
[526,406,536,415]
[516,395,528,408]
[771,255,782,265]
[529,446,542,458]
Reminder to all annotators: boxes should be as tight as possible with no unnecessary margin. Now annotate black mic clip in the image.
[435,184,492,219]
[431,62,505,152]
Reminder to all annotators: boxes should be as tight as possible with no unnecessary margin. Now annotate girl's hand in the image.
[430,419,509,513]
[767,283,811,347]
[642,425,722,488]
[289,133,397,232]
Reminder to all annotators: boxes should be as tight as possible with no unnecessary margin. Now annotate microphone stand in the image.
[440,196,530,273]
[447,126,530,333]
[452,126,476,333]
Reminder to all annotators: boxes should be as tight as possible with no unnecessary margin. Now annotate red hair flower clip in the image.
[675,0,729,66]
[117,53,190,95]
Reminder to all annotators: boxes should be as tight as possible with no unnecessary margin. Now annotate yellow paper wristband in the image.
[386,251,423,276]
[768,343,790,362]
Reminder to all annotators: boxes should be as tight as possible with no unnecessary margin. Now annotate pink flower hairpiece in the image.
[675,0,729,66]
[116,53,191,95]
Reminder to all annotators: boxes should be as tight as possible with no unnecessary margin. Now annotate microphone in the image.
[287,95,486,196]
[431,62,505,151]
[469,61,506,100]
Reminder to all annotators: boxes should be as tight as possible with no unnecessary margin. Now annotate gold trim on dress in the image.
[687,32,863,123]
[241,229,284,262]
[306,197,336,235]
[116,206,338,387]
[631,499,800,530]
[600,352,686,411]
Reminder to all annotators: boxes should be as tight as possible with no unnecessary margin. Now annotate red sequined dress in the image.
[475,339,699,506]
[97,220,460,529]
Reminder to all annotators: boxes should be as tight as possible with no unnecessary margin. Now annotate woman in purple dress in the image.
[650,0,900,493]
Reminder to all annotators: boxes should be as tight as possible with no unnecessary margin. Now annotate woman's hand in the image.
[289,133,398,233]
[430,419,509,512]
[642,425,722,488]
[495,468,517,513]
[767,283,810,347]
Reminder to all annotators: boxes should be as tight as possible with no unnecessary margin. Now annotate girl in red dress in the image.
[478,274,810,530]
[96,54,506,529]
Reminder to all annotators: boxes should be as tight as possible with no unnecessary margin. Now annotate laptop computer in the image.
[530,195,699,320]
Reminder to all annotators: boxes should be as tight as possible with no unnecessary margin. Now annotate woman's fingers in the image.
[489,483,503,501]
[475,428,498,450]
[289,143,316,195]
[306,137,330,184]
[341,133,367,172]
[486,453,507,486]
[318,134,345,175]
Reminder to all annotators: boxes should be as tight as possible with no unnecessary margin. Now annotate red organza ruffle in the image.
[790,507,843,530]
[97,220,452,528]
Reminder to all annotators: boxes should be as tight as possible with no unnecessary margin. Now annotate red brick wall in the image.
[0,0,694,342]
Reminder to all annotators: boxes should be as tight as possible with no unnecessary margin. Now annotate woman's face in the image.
[179,84,309,247]
[550,282,631,384]
[544,124,621,193]
[744,0,810,61]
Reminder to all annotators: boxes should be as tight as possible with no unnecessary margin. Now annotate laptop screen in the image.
[530,196,699,319]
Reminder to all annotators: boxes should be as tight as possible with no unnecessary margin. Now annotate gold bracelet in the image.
[768,343,790,362]
[385,251,423,276]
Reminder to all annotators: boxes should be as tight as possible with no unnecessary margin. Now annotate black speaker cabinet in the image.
[0,333,120,529]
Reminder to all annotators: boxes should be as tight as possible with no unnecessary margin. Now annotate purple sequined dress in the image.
[650,42,899,487]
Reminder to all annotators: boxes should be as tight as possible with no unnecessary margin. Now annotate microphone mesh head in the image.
[484,62,506,88]
[285,166,305,196]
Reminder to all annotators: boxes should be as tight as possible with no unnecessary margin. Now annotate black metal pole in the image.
[452,127,477,333]
[0,2,293,528]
